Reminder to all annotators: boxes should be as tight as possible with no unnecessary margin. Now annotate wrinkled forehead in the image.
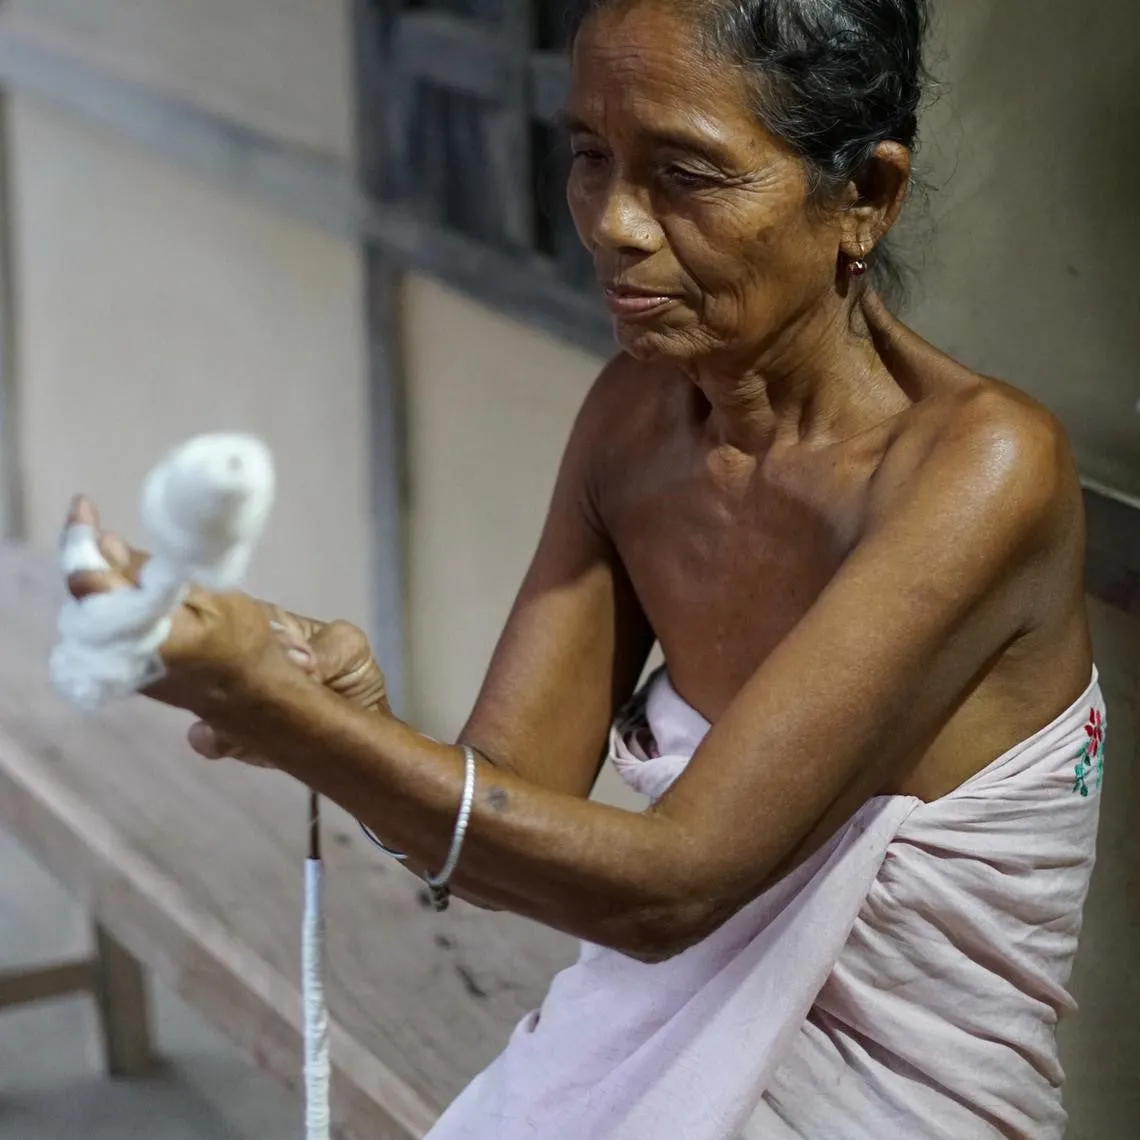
[567,3,769,157]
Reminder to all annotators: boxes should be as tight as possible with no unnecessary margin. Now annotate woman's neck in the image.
[684,294,911,456]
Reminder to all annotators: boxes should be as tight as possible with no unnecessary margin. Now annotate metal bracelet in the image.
[358,820,408,862]
[424,745,477,912]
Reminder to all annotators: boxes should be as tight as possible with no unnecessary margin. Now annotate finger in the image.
[66,494,100,532]
[267,619,319,676]
[284,609,324,645]
[60,497,107,576]
[61,496,139,599]
[309,620,389,711]
[187,721,274,768]
[263,605,323,668]
[62,536,135,601]
[98,531,150,585]
[306,620,362,685]
[188,720,229,760]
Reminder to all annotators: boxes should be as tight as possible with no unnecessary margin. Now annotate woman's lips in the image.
[603,288,680,318]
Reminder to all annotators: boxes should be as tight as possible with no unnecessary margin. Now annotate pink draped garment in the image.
[426,669,1105,1140]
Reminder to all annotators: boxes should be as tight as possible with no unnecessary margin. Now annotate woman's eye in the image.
[661,165,716,189]
[571,148,609,166]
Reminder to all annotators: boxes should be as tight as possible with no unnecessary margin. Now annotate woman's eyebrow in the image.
[645,128,735,166]
[556,110,734,166]
[555,110,592,134]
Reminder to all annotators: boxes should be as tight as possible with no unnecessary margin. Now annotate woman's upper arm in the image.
[461,361,655,797]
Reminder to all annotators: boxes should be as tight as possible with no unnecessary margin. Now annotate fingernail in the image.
[288,647,314,667]
[67,495,96,526]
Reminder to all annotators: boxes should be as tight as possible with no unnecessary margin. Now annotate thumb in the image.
[308,620,389,712]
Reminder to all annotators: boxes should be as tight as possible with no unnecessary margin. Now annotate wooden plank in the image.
[529,52,570,126]
[359,199,613,354]
[354,0,408,718]
[392,12,508,103]
[489,0,536,249]
[0,93,24,542]
[92,924,157,1077]
[352,0,390,202]
[359,253,410,719]
[0,546,574,1137]
[0,958,94,1009]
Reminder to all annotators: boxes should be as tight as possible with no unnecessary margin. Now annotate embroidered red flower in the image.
[1074,708,1107,798]
[1084,708,1104,756]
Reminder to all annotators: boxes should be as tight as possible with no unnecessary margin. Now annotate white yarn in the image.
[51,433,275,712]
[304,858,331,1140]
[49,433,331,1140]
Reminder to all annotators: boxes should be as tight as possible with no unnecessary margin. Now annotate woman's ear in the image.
[839,141,911,263]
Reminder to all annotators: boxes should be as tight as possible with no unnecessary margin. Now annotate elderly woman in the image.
[67,1,1102,1137]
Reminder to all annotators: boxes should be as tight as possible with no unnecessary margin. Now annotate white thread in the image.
[140,433,274,590]
[60,524,112,577]
[303,859,331,1140]
[50,435,334,1140]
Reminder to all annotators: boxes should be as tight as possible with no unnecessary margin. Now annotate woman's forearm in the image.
[209,662,697,957]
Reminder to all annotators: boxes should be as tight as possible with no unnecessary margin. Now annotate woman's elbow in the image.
[596,895,726,964]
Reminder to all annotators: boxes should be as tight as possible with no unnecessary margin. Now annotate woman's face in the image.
[566,3,846,365]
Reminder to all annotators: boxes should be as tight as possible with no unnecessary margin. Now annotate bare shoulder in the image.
[874,371,1083,557]
[574,352,676,436]
[568,352,681,493]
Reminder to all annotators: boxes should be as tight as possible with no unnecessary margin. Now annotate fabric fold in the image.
[427,670,1104,1140]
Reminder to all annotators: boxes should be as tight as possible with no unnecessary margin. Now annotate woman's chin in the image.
[613,321,700,363]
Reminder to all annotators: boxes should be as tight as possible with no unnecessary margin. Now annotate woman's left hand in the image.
[63,496,296,720]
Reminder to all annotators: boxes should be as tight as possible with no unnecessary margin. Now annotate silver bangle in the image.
[358,820,408,862]
[424,745,477,912]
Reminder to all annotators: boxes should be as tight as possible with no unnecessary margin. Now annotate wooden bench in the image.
[0,545,575,1138]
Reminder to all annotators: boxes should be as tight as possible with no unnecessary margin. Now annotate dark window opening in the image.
[367,0,592,289]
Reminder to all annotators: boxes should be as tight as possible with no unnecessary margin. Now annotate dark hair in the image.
[572,0,931,301]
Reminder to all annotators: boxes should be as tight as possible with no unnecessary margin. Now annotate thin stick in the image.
[308,790,321,861]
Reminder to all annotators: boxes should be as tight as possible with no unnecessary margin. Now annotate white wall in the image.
[0,0,354,161]
[401,275,599,738]
[910,0,1140,495]
[6,96,372,624]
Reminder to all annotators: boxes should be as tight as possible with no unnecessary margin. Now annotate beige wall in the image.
[0,0,355,161]
[6,95,372,625]
[910,0,1140,495]
[402,276,599,738]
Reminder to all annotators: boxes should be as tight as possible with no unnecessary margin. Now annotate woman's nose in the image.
[591,181,663,256]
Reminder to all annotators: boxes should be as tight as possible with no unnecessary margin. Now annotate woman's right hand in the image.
[73,512,390,764]
[187,609,390,764]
